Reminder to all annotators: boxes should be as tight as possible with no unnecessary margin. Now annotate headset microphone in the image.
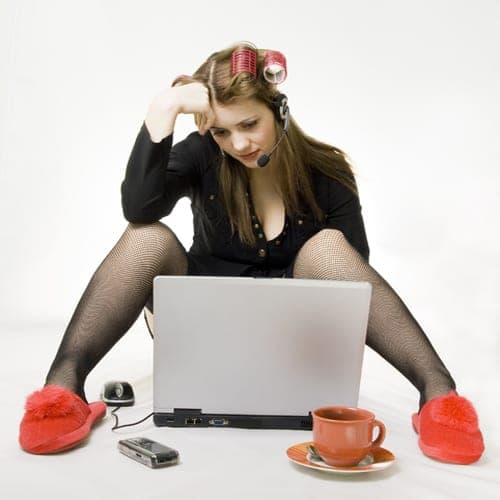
[257,154,270,168]
[257,95,290,168]
[257,131,286,167]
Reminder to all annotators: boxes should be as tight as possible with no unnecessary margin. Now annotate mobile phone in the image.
[117,437,179,468]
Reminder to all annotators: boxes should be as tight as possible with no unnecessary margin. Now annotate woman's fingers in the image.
[194,112,202,131]
[203,106,216,133]
[173,82,214,135]
[197,107,216,135]
[197,113,207,135]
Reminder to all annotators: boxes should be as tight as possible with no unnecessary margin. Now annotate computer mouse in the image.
[101,381,135,406]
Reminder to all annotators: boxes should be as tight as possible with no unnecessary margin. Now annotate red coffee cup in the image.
[312,406,386,467]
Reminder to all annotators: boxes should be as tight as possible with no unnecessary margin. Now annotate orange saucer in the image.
[286,441,396,474]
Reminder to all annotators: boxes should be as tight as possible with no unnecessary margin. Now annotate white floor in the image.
[2,320,499,500]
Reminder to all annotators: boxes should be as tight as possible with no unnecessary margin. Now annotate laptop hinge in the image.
[173,408,203,426]
[173,408,202,416]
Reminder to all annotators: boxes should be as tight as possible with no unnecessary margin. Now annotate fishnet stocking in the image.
[292,229,456,409]
[45,222,188,402]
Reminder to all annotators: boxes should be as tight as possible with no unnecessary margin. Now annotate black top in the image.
[121,123,370,277]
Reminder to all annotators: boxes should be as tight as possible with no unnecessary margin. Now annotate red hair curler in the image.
[263,50,287,84]
[231,48,257,77]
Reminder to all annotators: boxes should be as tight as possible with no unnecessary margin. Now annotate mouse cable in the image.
[110,406,154,431]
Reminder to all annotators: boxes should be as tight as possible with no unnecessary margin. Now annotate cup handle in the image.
[371,419,386,448]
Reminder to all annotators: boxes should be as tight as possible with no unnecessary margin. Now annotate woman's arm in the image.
[324,177,370,262]
[144,82,214,142]
[121,83,215,222]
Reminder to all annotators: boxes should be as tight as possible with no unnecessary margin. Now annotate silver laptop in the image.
[153,276,371,430]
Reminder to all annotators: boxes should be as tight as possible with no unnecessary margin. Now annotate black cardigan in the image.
[121,123,369,276]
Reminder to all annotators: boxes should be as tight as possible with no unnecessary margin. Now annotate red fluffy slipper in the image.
[412,390,485,464]
[19,385,107,454]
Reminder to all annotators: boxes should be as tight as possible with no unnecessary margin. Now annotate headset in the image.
[257,93,290,168]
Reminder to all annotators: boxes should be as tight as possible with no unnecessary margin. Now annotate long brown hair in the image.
[174,42,357,246]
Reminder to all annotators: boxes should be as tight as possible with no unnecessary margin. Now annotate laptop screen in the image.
[153,276,371,427]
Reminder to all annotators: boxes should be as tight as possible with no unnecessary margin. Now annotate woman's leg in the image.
[292,229,456,409]
[44,222,188,402]
[144,307,154,338]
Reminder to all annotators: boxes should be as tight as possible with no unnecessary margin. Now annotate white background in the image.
[1,0,499,498]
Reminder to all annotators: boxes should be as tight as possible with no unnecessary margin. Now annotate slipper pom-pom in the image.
[429,393,479,432]
[25,385,86,419]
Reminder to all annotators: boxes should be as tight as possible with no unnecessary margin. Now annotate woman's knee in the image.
[301,229,347,256]
[125,221,178,245]
[124,221,183,253]
[317,228,346,245]
[293,229,349,278]
[123,221,188,275]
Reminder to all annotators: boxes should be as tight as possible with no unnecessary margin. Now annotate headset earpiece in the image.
[271,93,290,132]
[257,94,290,167]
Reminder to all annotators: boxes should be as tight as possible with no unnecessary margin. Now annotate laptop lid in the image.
[153,276,371,429]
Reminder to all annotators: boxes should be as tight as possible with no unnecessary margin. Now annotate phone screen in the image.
[130,438,176,456]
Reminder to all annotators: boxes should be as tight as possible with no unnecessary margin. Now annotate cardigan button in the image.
[258,249,266,258]
[209,194,216,201]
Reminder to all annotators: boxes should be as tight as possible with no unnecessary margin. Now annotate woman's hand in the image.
[145,82,215,143]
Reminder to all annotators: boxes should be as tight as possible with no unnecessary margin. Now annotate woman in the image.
[19,42,484,464]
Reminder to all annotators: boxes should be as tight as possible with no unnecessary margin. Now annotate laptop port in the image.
[185,417,203,425]
[208,418,229,426]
